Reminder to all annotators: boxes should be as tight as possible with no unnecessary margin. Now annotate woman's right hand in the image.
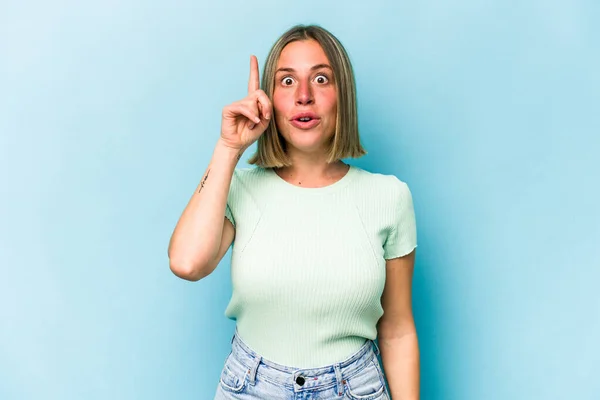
[220,55,273,151]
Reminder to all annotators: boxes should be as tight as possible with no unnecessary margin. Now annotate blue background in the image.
[1,1,598,399]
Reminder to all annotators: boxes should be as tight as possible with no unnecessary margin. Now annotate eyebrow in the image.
[275,64,333,74]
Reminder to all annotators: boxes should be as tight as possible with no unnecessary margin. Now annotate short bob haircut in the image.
[247,24,367,168]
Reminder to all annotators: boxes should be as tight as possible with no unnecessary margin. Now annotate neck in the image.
[274,151,348,186]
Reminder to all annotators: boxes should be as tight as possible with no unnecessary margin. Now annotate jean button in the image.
[296,376,305,385]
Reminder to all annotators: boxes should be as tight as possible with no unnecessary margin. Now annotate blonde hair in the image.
[247,25,367,168]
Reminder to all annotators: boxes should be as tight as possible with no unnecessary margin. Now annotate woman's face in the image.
[272,39,337,153]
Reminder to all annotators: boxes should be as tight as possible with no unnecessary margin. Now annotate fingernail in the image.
[254,117,261,123]
[249,123,255,130]
[265,113,271,119]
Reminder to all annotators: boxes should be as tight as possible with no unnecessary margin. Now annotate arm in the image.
[167,140,243,281]
[377,249,419,400]
[168,55,272,281]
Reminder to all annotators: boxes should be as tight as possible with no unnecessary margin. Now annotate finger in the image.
[255,90,272,120]
[225,103,261,124]
[257,101,264,121]
[248,55,260,95]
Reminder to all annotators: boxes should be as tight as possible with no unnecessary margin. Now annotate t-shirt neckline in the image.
[265,164,357,194]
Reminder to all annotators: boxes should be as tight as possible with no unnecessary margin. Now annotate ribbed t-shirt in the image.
[223,164,417,368]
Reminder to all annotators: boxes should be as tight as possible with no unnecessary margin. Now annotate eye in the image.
[281,76,295,86]
[314,74,329,84]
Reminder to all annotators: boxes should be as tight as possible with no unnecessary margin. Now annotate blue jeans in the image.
[214,329,391,399]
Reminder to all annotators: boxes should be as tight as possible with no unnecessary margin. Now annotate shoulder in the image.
[228,166,272,208]
[227,167,270,216]
[230,166,270,187]
[232,166,266,179]
[351,166,412,198]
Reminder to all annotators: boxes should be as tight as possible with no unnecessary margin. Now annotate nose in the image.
[295,80,314,105]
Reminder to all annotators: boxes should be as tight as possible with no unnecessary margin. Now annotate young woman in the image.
[168,24,419,400]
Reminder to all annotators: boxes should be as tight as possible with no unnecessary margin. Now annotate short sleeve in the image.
[225,203,235,227]
[225,171,237,227]
[383,179,417,260]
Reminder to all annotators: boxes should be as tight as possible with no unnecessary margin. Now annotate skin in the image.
[379,251,420,399]
[272,39,349,186]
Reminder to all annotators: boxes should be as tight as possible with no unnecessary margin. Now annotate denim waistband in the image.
[228,328,381,393]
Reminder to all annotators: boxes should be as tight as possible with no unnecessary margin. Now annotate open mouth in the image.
[291,118,320,129]
[290,113,320,129]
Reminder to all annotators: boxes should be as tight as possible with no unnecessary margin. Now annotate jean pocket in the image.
[219,355,249,394]
[344,357,387,400]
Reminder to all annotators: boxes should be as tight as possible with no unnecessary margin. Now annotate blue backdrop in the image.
[1,1,598,399]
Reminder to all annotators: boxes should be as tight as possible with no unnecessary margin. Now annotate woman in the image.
[168,24,419,399]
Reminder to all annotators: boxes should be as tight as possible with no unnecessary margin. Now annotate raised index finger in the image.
[248,55,260,94]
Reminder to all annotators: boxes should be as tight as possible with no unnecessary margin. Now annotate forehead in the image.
[276,39,330,69]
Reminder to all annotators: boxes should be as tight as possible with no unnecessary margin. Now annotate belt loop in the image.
[248,355,261,386]
[372,339,381,356]
[334,363,344,396]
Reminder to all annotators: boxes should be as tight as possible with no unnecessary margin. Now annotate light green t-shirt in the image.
[223,165,417,368]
